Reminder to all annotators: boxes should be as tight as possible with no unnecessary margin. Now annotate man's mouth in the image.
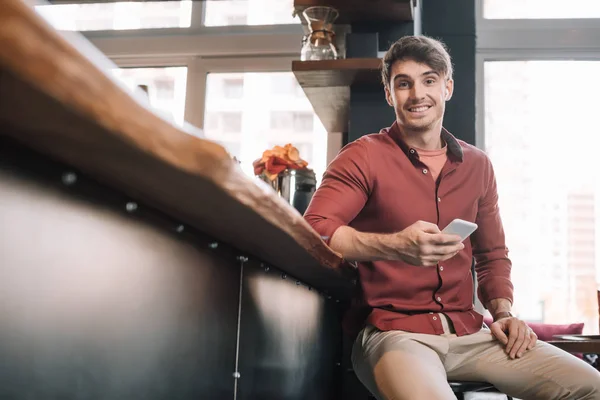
[408,105,432,112]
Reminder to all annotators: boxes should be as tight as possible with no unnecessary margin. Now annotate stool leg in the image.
[455,394,465,400]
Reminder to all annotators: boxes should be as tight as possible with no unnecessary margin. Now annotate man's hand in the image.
[395,221,464,266]
[490,316,538,359]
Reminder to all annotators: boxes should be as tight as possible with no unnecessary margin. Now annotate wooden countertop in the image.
[0,0,353,300]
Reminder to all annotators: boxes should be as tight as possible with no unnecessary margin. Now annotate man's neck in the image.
[398,124,444,150]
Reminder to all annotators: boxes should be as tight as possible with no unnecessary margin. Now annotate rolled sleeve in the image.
[304,140,371,245]
[472,157,514,306]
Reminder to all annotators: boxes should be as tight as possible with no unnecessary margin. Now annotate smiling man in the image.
[304,36,600,400]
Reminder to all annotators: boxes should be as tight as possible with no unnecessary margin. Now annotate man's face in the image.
[385,59,453,133]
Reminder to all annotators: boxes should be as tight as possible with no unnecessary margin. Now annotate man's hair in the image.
[381,35,453,89]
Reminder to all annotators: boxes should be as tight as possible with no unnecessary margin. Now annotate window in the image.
[203,112,243,133]
[35,1,192,31]
[484,60,599,333]
[203,0,297,26]
[223,78,244,99]
[293,112,313,132]
[271,74,299,96]
[222,112,243,133]
[483,0,600,19]
[269,111,313,131]
[203,72,327,182]
[112,66,187,126]
[270,111,292,130]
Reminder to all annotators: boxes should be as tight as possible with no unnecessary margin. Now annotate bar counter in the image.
[0,1,356,399]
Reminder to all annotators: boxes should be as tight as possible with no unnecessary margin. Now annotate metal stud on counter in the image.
[125,202,138,213]
[208,242,218,249]
[61,171,77,186]
[175,224,185,233]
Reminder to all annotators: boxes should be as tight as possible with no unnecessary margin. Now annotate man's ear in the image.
[385,86,394,107]
[445,78,454,101]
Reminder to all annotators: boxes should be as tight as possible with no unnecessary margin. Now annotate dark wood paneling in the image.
[0,153,240,400]
[237,262,342,400]
[422,0,477,145]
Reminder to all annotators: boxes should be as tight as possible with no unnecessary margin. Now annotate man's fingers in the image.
[432,244,465,257]
[527,331,538,350]
[417,221,441,234]
[509,325,525,359]
[430,233,463,245]
[490,323,508,345]
[505,323,519,356]
[515,333,530,358]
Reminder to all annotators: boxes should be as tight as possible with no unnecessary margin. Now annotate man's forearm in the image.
[486,298,512,320]
[329,225,400,262]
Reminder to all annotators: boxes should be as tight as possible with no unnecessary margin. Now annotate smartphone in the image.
[442,219,478,242]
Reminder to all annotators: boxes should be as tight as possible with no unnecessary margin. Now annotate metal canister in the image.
[257,169,316,215]
[277,168,316,215]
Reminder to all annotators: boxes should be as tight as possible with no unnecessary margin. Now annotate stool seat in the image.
[449,381,513,400]
[449,380,497,392]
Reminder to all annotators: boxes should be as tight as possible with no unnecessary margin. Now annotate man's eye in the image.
[397,82,409,88]
[425,79,436,85]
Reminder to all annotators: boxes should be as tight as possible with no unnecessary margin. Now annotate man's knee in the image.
[568,364,600,399]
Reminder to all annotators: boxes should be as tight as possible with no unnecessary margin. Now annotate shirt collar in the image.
[385,121,464,162]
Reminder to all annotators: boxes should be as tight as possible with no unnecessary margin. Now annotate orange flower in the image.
[252,143,309,180]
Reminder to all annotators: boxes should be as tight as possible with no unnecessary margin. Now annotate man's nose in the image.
[410,82,425,100]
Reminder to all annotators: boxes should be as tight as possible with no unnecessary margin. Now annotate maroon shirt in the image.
[304,122,513,336]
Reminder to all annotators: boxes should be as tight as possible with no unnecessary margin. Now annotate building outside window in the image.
[111,66,188,127]
[35,1,192,31]
[204,72,326,182]
[479,3,600,332]
[203,0,296,26]
[483,0,600,19]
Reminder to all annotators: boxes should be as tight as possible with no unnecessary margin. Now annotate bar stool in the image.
[449,381,513,400]
[366,381,513,399]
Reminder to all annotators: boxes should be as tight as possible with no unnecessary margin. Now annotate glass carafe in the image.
[300,6,339,61]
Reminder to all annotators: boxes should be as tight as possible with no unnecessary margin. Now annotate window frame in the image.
[475,1,600,325]
[33,0,345,162]
[475,0,600,149]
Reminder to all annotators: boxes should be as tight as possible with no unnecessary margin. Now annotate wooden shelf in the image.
[294,0,414,24]
[292,58,382,132]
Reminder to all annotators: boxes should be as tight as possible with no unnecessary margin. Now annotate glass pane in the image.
[112,66,187,126]
[484,60,600,333]
[484,0,600,19]
[203,0,296,26]
[35,1,192,31]
[204,72,327,184]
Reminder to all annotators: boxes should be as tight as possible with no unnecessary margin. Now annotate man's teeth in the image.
[409,106,430,112]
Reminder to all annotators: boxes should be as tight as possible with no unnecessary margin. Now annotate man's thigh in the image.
[352,326,457,400]
[445,329,600,400]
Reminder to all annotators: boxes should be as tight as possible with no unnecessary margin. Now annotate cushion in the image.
[483,317,584,342]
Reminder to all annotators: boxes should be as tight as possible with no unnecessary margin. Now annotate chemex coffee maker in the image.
[299,6,340,61]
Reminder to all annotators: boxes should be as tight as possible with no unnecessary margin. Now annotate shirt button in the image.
[422,169,428,174]
[437,197,441,202]
[437,297,442,302]
[439,266,444,271]
[433,316,438,321]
